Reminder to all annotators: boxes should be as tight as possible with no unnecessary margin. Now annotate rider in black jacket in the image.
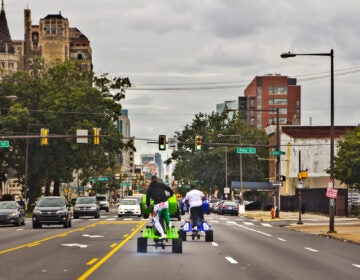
[146,175,174,239]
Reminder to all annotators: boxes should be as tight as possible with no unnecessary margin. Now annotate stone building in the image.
[0,1,92,81]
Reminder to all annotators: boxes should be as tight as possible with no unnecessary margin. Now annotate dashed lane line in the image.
[225,256,238,264]
[305,247,319,253]
[227,221,272,237]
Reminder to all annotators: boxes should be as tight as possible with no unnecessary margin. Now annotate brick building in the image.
[242,74,301,129]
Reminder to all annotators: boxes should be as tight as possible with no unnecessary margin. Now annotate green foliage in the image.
[334,126,360,190]
[0,59,131,203]
[171,111,269,196]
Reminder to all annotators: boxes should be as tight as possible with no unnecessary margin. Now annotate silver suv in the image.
[96,195,109,212]
[73,196,100,219]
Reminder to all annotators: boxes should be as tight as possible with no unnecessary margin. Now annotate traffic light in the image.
[93,128,100,144]
[195,135,202,151]
[159,135,166,150]
[40,128,49,146]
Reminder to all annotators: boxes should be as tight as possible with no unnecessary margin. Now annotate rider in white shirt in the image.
[184,185,205,231]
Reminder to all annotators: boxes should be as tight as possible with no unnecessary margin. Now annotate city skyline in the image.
[4,0,360,161]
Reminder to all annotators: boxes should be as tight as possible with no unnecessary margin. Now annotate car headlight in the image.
[33,209,42,215]
[9,211,18,218]
[74,206,80,210]
[56,210,66,215]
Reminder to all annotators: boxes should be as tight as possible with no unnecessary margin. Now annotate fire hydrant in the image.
[271,207,275,219]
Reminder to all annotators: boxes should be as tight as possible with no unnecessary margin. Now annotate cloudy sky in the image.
[6,0,360,162]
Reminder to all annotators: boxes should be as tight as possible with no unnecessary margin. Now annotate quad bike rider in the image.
[146,175,174,239]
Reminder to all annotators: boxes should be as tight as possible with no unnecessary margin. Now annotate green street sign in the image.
[98,177,109,181]
[270,150,286,156]
[236,147,256,154]
[0,140,9,148]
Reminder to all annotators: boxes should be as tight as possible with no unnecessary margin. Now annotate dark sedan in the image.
[217,201,239,216]
[0,201,26,226]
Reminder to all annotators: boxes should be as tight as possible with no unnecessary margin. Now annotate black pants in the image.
[190,205,204,228]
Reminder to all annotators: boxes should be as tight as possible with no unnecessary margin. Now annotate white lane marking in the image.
[243,222,254,226]
[16,228,24,231]
[225,256,238,264]
[305,247,319,252]
[352,264,360,269]
[220,217,229,220]
[106,218,116,221]
[208,220,219,223]
[261,223,272,227]
[62,243,88,248]
[227,221,272,237]
[82,234,104,238]
[278,238,287,242]
[212,242,219,247]
[123,218,133,221]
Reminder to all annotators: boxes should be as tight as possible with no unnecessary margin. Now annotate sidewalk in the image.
[243,210,360,245]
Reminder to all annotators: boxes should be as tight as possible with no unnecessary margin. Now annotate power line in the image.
[114,67,360,91]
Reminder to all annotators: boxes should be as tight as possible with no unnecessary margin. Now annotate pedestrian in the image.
[184,185,205,231]
[18,197,25,209]
[146,175,174,239]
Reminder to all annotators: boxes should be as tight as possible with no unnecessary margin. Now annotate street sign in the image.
[0,140,9,148]
[98,177,109,181]
[270,150,285,156]
[236,147,256,154]
[327,179,333,188]
[326,188,338,199]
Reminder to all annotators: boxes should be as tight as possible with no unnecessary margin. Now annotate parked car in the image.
[0,201,26,226]
[73,196,100,219]
[32,196,72,228]
[213,200,223,213]
[117,198,141,217]
[96,195,110,212]
[217,201,239,216]
[209,199,221,212]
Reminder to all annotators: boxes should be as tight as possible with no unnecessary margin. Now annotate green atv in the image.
[137,209,182,253]
[141,194,181,221]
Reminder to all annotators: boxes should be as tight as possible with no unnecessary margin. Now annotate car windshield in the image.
[77,197,96,204]
[0,201,17,209]
[37,197,66,207]
[120,199,137,205]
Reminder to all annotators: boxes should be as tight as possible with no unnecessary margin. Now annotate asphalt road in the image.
[0,209,359,280]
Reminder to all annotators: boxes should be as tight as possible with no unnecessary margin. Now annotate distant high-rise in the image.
[243,74,301,129]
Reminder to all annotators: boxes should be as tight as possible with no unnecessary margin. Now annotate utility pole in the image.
[275,108,281,218]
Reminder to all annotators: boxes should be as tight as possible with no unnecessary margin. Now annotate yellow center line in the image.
[86,258,99,266]
[78,221,146,280]
[0,222,102,255]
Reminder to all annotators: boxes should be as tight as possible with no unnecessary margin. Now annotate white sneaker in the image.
[168,222,172,228]
[193,226,197,231]
[159,234,167,240]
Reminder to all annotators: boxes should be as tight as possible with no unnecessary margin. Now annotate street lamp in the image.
[281,49,335,233]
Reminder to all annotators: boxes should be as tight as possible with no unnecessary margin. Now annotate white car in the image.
[117,198,141,217]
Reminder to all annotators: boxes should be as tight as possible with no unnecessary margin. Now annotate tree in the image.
[171,111,269,197]
[0,58,131,203]
[334,126,360,190]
